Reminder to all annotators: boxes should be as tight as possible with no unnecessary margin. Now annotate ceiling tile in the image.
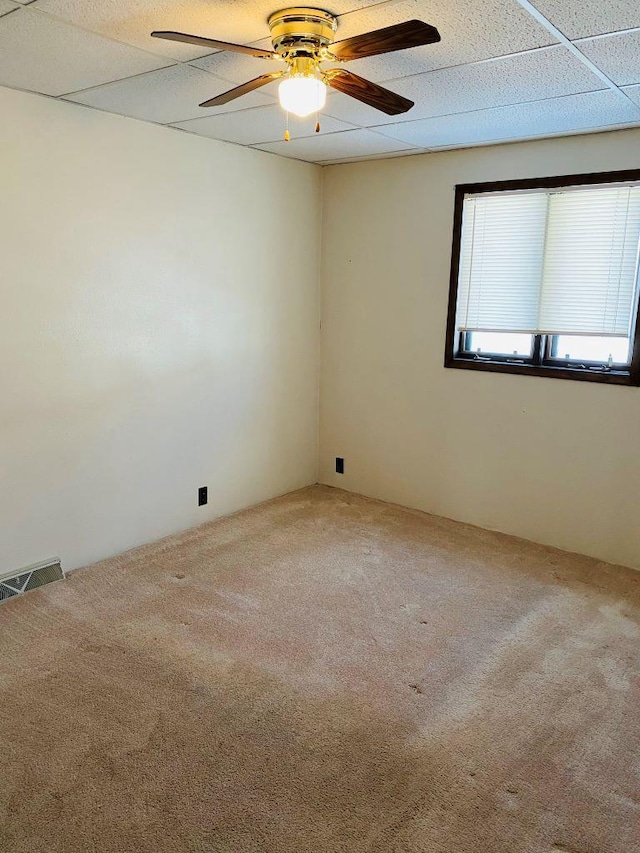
[323,46,604,127]
[322,91,372,127]
[64,64,273,124]
[577,30,640,86]
[174,103,355,145]
[331,0,555,80]
[320,148,421,165]
[529,1,640,39]
[623,84,640,109]
[0,2,18,17]
[254,128,417,162]
[31,0,376,60]
[32,0,272,60]
[0,7,169,96]
[375,90,640,149]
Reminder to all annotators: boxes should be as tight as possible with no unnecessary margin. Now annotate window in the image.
[445,170,640,385]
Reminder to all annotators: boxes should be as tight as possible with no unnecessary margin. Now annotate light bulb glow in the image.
[278,75,326,118]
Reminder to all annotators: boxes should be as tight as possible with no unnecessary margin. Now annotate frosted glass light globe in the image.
[278,75,326,118]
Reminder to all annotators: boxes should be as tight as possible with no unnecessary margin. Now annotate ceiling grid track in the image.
[513,0,640,115]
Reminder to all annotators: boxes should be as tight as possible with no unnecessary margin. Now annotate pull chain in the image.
[284,111,290,142]
[315,83,320,132]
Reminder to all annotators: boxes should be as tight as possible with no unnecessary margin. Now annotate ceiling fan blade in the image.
[329,20,440,61]
[151,30,278,59]
[200,73,284,107]
[324,69,413,115]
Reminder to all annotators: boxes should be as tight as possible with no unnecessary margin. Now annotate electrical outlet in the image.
[335,457,344,474]
[198,486,208,506]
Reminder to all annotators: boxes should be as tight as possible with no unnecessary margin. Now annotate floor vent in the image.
[0,559,64,602]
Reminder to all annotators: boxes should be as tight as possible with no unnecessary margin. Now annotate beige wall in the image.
[3,84,639,576]
[320,129,640,569]
[1,86,321,572]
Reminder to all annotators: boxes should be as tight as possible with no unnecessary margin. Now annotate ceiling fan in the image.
[151,7,441,135]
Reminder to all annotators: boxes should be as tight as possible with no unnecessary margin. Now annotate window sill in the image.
[444,356,639,386]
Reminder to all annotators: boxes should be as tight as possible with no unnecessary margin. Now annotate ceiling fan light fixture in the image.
[153,10,440,120]
[278,74,326,118]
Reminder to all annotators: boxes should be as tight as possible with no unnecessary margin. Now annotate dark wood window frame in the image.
[444,169,640,387]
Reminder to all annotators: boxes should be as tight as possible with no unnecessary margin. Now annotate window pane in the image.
[552,335,631,364]
[465,331,533,356]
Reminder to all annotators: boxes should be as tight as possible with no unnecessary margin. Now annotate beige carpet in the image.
[1,486,639,853]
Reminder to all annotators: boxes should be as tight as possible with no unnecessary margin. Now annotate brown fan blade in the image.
[151,31,278,59]
[324,69,413,115]
[329,20,440,61]
[200,73,284,107]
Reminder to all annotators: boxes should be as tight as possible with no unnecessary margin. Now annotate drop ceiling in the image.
[0,0,639,164]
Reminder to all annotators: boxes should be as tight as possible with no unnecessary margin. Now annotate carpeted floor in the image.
[1,485,639,853]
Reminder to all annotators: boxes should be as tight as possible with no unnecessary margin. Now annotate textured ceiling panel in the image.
[32,0,262,60]
[320,148,420,165]
[577,30,640,86]
[530,0,640,39]
[623,84,640,108]
[0,2,18,17]
[376,90,640,149]
[253,128,416,162]
[32,0,375,60]
[332,0,555,78]
[64,64,273,124]
[174,103,355,145]
[0,7,169,96]
[323,46,604,127]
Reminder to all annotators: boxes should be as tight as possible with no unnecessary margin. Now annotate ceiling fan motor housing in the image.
[268,7,338,60]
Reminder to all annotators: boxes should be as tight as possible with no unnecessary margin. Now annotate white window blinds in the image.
[455,183,640,337]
